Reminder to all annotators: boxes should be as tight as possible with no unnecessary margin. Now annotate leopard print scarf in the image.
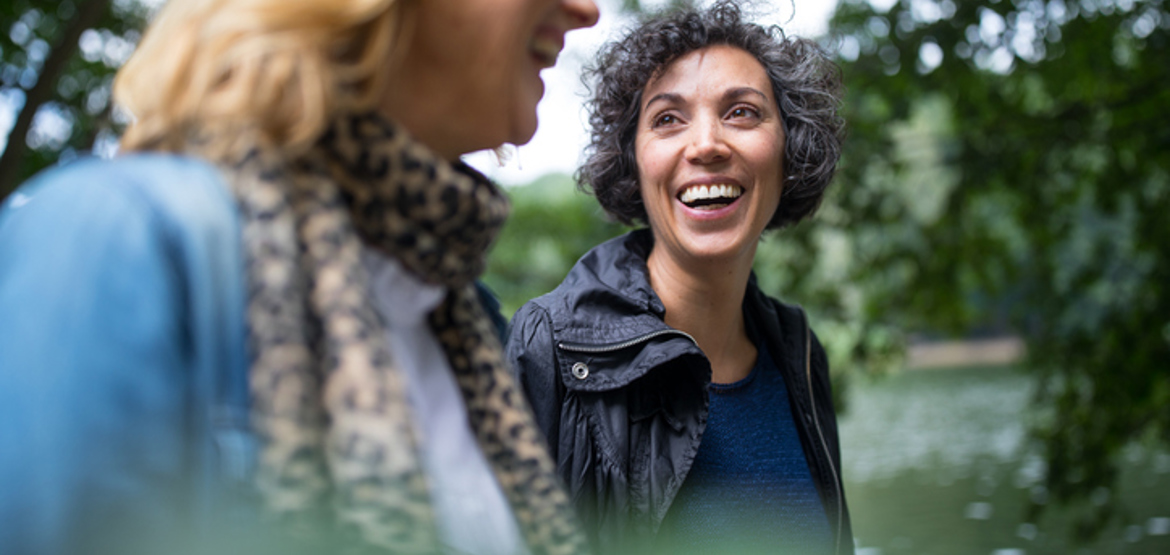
[216,113,586,554]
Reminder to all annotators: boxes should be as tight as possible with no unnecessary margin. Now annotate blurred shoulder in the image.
[3,154,232,227]
[0,153,237,251]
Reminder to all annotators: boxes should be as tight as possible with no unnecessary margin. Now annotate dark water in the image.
[839,365,1170,554]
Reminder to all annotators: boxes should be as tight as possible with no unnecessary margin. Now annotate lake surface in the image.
[839,365,1170,554]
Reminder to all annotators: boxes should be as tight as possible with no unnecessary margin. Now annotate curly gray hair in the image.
[578,0,845,229]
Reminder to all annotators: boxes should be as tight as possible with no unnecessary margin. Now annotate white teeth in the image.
[679,184,744,204]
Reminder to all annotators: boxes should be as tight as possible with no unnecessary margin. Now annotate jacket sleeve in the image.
[505,301,563,461]
[808,326,854,550]
[808,328,841,462]
[0,174,198,555]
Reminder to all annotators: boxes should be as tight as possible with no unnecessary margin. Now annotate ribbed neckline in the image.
[708,342,770,394]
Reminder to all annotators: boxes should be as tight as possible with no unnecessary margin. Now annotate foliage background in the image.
[0,0,147,197]
[822,0,1169,537]
[1,0,1166,546]
[488,0,1170,540]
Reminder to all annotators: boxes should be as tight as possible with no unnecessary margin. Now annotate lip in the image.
[529,26,565,69]
[675,175,746,221]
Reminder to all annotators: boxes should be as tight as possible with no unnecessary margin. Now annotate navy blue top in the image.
[659,340,831,554]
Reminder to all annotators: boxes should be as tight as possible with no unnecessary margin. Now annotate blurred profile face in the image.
[381,0,599,160]
[635,45,785,268]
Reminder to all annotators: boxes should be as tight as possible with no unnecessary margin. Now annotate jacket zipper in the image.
[559,327,698,534]
[802,310,844,554]
[560,321,843,550]
[557,329,697,353]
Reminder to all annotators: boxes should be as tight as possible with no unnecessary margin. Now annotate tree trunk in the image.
[0,0,111,201]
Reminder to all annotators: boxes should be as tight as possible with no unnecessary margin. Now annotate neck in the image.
[379,88,465,162]
[647,242,758,384]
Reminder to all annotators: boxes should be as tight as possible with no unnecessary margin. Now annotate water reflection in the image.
[841,366,1034,482]
[839,365,1170,554]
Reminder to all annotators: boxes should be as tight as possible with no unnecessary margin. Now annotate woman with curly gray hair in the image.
[506,1,851,553]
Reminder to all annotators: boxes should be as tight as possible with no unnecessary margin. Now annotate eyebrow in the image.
[724,87,770,102]
[643,92,684,110]
[642,87,771,111]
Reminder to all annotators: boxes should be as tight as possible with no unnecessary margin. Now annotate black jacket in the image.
[506,230,852,554]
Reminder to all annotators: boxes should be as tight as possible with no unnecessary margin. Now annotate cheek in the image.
[757,133,785,195]
[639,179,671,233]
[748,132,785,215]
[635,149,668,214]
[635,140,671,186]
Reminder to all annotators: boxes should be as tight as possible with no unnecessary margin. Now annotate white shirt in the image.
[361,247,527,555]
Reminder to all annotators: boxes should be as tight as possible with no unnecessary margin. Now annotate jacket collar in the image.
[545,230,703,393]
[547,229,671,343]
[544,229,808,393]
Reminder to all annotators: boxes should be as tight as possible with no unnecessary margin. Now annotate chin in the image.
[509,116,540,147]
[683,235,757,263]
[507,88,542,146]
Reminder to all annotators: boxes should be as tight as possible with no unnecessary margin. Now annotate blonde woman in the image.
[0,0,598,554]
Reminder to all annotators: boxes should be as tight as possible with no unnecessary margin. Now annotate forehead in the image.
[641,45,774,105]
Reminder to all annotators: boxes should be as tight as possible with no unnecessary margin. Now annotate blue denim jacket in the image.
[0,155,261,554]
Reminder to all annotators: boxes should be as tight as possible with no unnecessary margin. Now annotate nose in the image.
[686,116,731,165]
[562,0,600,30]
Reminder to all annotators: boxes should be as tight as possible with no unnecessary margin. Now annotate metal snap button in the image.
[571,362,589,380]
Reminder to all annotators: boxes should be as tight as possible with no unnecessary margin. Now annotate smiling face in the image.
[635,45,785,269]
[380,0,598,160]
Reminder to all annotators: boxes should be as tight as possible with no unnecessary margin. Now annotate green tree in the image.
[618,0,696,14]
[817,0,1169,538]
[484,173,627,316]
[0,0,149,200]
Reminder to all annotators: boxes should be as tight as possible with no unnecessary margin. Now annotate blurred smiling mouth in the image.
[678,184,744,210]
[530,34,563,68]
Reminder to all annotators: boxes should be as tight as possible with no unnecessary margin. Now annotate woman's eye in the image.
[728,106,760,119]
[652,113,679,127]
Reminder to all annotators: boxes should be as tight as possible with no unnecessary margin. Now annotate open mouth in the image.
[529,34,562,69]
[678,184,744,210]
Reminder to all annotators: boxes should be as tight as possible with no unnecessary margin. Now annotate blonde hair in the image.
[115,0,412,157]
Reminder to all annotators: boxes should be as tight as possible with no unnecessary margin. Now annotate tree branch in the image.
[0,0,111,201]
